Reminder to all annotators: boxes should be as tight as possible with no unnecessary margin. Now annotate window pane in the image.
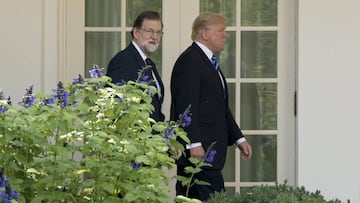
[240,83,277,130]
[222,147,235,182]
[224,187,235,196]
[240,135,277,182]
[223,83,235,182]
[219,31,236,78]
[227,83,235,115]
[241,0,277,26]
[126,31,132,46]
[240,187,252,194]
[126,0,162,27]
[85,0,121,27]
[85,32,121,77]
[241,31,277,78]
[200,0,236,26]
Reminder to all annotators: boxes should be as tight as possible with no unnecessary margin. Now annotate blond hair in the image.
[191,12,226,40]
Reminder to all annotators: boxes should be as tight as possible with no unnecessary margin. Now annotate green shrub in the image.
[208,181,344,203]
[0,66,189,202]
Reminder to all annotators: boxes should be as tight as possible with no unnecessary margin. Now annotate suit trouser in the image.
[176,164,225,201]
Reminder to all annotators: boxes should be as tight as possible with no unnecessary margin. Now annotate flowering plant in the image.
[0,169,19,203]
[0,65,190,202]
[174,142,217,203]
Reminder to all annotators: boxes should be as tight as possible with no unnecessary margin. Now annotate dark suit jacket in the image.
[107,43,165,122]
[170,42,244,170]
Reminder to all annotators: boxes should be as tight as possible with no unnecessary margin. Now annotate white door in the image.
[64,0,296,195]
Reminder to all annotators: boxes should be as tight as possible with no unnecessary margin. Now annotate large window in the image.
[199,0,280,194]
[84,0,163,77]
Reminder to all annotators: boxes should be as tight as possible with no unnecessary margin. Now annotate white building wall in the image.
[297,0,360,202]
[0,0,58,103]
[1,0,360,202]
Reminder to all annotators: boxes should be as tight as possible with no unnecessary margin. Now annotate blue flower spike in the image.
[204,150,217,163]
[0,169,20,203]
[89,64,104,78]
[53,81,70,108]
[177,104,192,128]
[72,74,85,85]
[19,85,35,108]
[163,127,175,142]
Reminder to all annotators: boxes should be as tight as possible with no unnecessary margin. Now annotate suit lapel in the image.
[145,58,164,103]
[217,68,228,103]
[151,66,164,103]
[192,43,227,102]
[129,43,146,68]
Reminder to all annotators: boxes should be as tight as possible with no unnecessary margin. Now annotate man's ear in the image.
[200,29,209,41]
[133,28,140,39]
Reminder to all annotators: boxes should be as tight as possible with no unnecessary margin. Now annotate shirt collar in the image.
[132,41,147,61]
[194,41,214,60]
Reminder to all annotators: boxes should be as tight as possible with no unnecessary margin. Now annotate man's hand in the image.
[169,145,182,160]
[190,145,205,161]
[238,141,252,160]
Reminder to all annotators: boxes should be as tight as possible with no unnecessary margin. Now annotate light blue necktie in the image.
[211,55,219,71]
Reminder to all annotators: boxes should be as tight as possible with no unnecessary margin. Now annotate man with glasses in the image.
[107,10,165,122]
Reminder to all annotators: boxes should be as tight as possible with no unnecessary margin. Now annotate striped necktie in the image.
[211,55,219,71]
[211,55,226,97]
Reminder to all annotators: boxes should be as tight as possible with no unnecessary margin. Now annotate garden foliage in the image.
[207,181,343,203]
[0,65,190,203]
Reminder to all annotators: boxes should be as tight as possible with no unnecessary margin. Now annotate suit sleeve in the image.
[171,54,203,144]
[226,106,244,146]
[107,55,139,84]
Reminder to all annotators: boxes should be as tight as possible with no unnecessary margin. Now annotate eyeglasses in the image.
[141,28,164,37]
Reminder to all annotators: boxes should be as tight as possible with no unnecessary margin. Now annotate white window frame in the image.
[62,0,297,195]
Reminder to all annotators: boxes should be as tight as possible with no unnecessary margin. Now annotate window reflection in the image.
[85,32,121,77]
[241,83,277,130]
[85,0,121,27]
[241,0,277,26]
[227,83,235,115]
[85,0,163,77]
[222,140,236,182]
[240,135,277,182]
[220,31,236,78]
[241,31,277,78]
[126,0,162,26]
[200,0,236,26]
[224,187,235,196]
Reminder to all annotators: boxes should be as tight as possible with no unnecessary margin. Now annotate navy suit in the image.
[171,42,245,200]
[107,43,165,122]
